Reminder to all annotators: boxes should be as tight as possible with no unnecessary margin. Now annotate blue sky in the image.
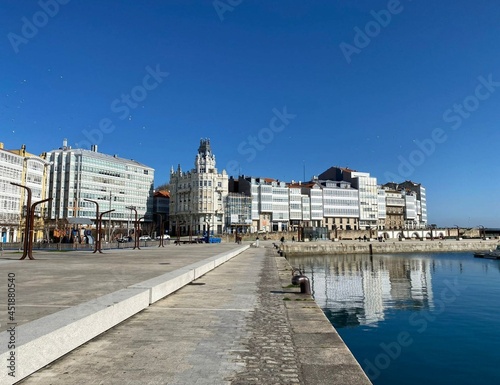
[1,0,499,227]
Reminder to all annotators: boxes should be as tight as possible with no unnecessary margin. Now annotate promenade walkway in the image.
[1,241,371,385]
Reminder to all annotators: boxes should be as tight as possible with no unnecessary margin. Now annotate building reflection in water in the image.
[288,254,435,328]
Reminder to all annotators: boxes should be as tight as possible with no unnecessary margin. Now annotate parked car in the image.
[156,234,171,240]
[139,235,152,241]
[117,236,132,243]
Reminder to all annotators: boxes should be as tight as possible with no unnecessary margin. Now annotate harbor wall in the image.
[282,239,500,256]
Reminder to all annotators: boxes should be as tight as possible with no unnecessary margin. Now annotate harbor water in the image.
[288,251,500,385]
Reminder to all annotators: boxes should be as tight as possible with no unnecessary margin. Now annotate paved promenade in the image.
[0,241,371,385]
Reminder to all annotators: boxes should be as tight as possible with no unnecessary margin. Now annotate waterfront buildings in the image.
[44,139,154,241]
[2,136,428,242]
[0,143,50,242]
[168,139,228,236]
[167,141,428,235]
[151,189,170,236]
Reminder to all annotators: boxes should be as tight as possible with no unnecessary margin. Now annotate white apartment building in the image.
[288,185,303,223]
[320,180,360,231]
[399,181,427,228]
[318,167,378,230]
[377,188,387,230]
[45,140,154,240]
[169,139,228,236]
[383,181,428,229]
[0,143,50,242]
[404,192,417,228]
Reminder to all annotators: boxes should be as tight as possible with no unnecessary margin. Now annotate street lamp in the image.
[154,212,165,247]
[108,191,113,242]
[126,206,140,250]
[84,199,101,253]
[11,182,31,259]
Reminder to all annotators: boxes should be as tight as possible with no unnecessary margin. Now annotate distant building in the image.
[0,142,50,242]
[152,189,170,236]
[224,193,252,233]
[318,180,359,231]
[382,181,427,229]
[319,167,378,230]
[44,139,154,240]
[231,176,292,233]
[169,139,228,236]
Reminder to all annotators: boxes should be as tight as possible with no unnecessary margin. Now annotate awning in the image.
[67,217,94,225]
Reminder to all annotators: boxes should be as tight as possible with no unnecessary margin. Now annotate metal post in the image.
[28,198,52,259]
[84,199,100,253]
[11,182,32,260]
[108,191,112,242]
[99,209,115,253]
[154,213,165,247]
[126,206,139,250]
[137,216,145,249]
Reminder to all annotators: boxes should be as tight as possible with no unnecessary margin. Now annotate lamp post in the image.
[137,216,145,249]
[154,213,165,247]
[29,198,52,257]
[11,182,31,259]
[126,206,139,250]
[100,209,115,251]
[108,191,112,242]
[84,199,101,253]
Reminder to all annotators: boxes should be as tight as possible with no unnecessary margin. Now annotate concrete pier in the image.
[0,241,371,384]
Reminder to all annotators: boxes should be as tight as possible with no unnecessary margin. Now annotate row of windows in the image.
[0,166,22,180]
[323,199,358,206]
[0,152,23,165]
[323,189,358,197]
[1,198,19,211]
[324,208,359,216]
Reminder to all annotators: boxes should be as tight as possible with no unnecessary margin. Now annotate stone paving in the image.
[16,242,371,385]
[230,252,303,385]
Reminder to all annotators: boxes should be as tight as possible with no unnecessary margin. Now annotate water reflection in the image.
[288,254,436,328]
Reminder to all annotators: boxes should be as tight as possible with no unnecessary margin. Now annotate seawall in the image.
[282,239,499,256]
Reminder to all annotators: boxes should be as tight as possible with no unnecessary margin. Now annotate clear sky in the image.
[1,0,499,227]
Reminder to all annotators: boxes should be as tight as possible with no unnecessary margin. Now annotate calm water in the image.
[288,252,500,385]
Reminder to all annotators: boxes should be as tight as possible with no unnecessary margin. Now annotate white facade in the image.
[308,186,324,222]
[350,171,378,229]
[288,186,303,221]
[0,149,23,241]
[169,139,228,236]
[0,144,49,242]
[321,181,359,219]
[45,141,154,238]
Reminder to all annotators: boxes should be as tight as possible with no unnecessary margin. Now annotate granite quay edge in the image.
[274,250,373,384]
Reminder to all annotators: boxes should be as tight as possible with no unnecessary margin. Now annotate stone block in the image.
[0,288,149,385]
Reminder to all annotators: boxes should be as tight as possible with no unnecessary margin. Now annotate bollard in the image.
[291,269,311,295]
